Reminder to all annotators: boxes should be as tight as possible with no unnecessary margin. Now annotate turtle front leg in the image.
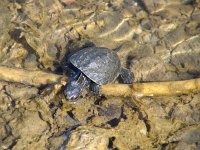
[89,82,100,96]
[119,68,134,84]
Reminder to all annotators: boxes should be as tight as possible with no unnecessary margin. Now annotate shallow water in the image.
[0,0,200,149]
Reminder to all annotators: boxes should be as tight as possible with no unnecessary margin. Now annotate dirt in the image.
[0,0,200,149]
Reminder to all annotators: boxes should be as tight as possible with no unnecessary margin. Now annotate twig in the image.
[100,79,200,97]
[0,66,200,97]
[0,66,65,87]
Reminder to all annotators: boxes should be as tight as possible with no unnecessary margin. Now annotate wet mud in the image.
[0,0,200,149]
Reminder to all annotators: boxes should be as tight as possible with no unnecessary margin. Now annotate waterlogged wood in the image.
[131,79,200,97]
[100,79,200,97]
[0,66,64,86]
[0,66,200,97]
[100,84,132,97]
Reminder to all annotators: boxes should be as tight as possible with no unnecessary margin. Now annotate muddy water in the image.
[0,0,200,149]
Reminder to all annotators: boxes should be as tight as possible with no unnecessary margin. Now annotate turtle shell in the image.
[70,47,121,85]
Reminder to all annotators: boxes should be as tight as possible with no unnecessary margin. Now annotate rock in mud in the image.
[65,126,109,150]
[9,111,49,149]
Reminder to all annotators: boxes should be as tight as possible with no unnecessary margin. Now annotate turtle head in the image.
[63,80,82,100]
[63,73,89,100]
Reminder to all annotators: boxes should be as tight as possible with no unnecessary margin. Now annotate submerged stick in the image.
[0,66,200,97]
[100,79,200,97]
[0,66,65,87]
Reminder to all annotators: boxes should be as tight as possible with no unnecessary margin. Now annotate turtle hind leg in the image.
[119,68,134,84]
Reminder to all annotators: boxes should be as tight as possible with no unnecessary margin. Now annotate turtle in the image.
[63,47,134,100]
